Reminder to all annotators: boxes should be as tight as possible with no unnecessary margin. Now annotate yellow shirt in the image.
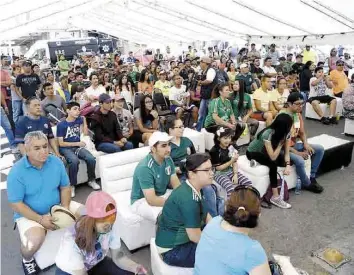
[154,80,172,97]
[302,50,316,63]
[269,89,290,109]
[330,70,349,94]
[252,88,275,111]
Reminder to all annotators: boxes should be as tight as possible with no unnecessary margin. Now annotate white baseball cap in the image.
[148,131,173,148]
[240,63,248,69]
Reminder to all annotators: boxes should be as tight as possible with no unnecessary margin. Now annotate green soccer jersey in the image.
[231,93,253,119]
[155,180,208,249]
[204,97,234,128]
[247,128,273,153]
[130,154,176,204]
[170,137,196,166]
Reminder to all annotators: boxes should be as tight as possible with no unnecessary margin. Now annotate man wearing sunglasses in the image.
[280,92,324,194]
[330,60,349,98]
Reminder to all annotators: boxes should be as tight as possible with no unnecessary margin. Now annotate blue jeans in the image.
[12,100,23,123]
[290,143,324,186]
[0,107,15,149]
[196,99,210,131]
[59,147,96,186]
[162,241,197,268]
[202,184,225,217]
[97,141,134,153]
[300,91,309,103]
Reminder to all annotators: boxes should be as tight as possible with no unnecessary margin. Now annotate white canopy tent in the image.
[1,0,354,45]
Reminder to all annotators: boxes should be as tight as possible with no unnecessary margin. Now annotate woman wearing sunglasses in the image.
[194,185,271,275]
[55,191,147,275]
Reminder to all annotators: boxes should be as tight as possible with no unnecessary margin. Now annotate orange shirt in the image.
[330,70,348,94]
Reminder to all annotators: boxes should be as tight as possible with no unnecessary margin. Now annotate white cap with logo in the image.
[148,131,173,148]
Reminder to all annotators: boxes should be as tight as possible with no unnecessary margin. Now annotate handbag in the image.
[261,172,289,209]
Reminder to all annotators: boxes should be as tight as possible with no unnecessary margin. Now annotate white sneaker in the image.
[88,180,100,190]
[71,186,75,198]
[270,196,291,209]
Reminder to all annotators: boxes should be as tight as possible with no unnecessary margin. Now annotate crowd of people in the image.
[2,43,354,275]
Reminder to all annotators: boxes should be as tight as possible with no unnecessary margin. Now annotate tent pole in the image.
[313,0,354,24]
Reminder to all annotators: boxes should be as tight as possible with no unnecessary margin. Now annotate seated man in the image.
[308,66,337,125]
[155,153,213,268]
[56,102,99,198]
[90,93,133,153]
[41,82,67,124]
[7,131,83,275]
[130,131,180,222]
[169,75,198,127]
[252,76,278,126]
[281,92,324,193]
[15,97,61,158]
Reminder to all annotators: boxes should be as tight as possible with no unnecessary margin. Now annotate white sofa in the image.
[238,155,311,197]
[344,118,354,136]
[150,238,194,275]
[305,97,343,120]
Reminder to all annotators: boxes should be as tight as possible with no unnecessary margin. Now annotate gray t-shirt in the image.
[11,76,22,101]
[113,108,133,137]
[133,108,153,130]
[41,95,66,123]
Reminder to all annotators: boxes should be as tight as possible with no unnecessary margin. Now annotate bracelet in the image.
[38,215,43,225]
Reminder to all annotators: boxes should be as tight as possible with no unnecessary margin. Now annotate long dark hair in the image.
[139,69,151,84]
[140,94,156,124]
[118,74,132,95]
[256,113,293,149]
[234,79,246,111]
[212,83,229,99]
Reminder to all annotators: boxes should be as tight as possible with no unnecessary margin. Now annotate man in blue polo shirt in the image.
[7,131,82,275]
[15,96,62,158]
[236,63,258,94]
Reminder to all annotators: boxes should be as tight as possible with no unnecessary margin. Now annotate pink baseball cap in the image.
[86,191,117,218]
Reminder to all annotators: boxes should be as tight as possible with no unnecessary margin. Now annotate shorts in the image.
[170,105,196,113]
[308,95,335,104]
[16,201,82,246]
[250,111,265,121]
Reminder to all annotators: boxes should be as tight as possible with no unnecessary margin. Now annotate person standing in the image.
[330,60,349,98]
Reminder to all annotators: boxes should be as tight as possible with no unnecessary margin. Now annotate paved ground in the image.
[1,118,354,275]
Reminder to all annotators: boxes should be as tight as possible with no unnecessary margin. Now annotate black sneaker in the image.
[320,117,330,125]
[329,117,338,124]
[303,178,324,193]
[22,259,40,275]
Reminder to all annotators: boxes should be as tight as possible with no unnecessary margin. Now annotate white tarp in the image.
[0,0,354,44]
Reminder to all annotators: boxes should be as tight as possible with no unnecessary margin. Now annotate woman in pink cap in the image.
[55,191,147,275]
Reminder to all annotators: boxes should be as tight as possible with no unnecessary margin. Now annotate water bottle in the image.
[295,177,301,195]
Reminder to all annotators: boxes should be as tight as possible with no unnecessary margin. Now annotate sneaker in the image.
[270,196,292,209]
[320,117,330,125]
[71,186,76,198]
[22,258,40,275]
[329,117,338,124]
[88,180,100,190]
[303,178,324,193]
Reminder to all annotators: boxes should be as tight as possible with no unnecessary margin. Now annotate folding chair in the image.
[133,92,145,110]
[152,92,174,117]
[43,103,66,125]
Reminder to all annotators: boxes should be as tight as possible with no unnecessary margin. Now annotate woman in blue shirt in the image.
[194,185,271,275]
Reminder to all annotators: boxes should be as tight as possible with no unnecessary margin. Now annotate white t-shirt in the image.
[121,89,133,104]
[55,223,121,273]
[85,85,106,99]
[206,68,216,82]
[309,77,332,98]
[169,85,189,106]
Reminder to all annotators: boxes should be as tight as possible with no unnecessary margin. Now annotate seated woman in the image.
[116,74,134,111]
[194,185,271,275]
[204,83,245,143]
[131,94,159,147]
[231,79,259,140]
[270,77,290,111]
[55,191,147,275]
[189,84,201,108]
[210,127,252,200]
[137,69,153,94]
[343,83,354,119]
[246,113,293,209]
[165,117,196,180]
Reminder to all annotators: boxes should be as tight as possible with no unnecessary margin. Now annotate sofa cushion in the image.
[111,191,144,224]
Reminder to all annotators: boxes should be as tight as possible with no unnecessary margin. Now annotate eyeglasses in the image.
[194,167,213,173]
[292,102,304,106]
[174,126,184,129]
[145,100,153,104]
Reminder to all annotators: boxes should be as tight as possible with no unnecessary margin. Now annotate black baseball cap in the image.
[98,93,112,103]
[296,54,303,58]
[279,57,286,61]
[23,60,32,66]
[336,60,344,65]
[287,92,303,103]
[287,53,293,57]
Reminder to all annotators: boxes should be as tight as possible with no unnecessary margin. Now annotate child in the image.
[57,101,100,197]
[209,127,252,198]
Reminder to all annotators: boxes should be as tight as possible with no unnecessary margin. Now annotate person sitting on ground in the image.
[252,76,278,126]
[90,93,134,153]
[138,69,153,94]
[270,77,290,111]
[246,113,293,209]
[308,66,337,125]
[194,185,271,275]
[55,191,147,275]
[15,96,62,158]
[280,92,324,193]
[7,131,83,275]
[154,70,171,98]
[56,102,99,198]
[330,59,349,98]
[169,75,198,128]
[130,131,180,222]
[155,153,213,268]
[132,94,159,147]
[165,117,196,180]
[231,79,259,140]
[210,127,252,201]
[85,73,106,106]
[41,82,67,124]
[342,83,354,119]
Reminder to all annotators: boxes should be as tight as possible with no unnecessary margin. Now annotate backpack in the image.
[262,172,289,208]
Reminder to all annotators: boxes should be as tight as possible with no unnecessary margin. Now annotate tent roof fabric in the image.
[1,0,354,45]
